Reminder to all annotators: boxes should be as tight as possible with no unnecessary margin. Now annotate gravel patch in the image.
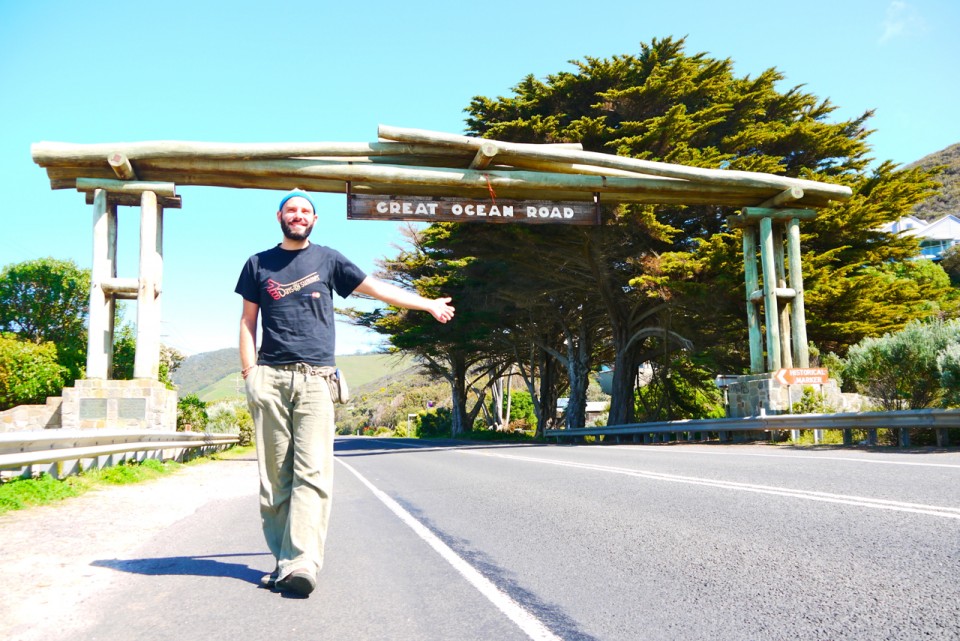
[0,454,258,641]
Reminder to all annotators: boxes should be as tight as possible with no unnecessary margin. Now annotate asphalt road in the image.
[6,438,960,640]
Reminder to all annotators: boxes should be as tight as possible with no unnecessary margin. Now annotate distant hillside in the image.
[193,352,418,403]
[906,143,960,220]
[172,348,240,395]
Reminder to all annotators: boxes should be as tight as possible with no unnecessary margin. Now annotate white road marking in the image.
[466,451,960,520]
[615,445,960,469]
[337,458,562,641]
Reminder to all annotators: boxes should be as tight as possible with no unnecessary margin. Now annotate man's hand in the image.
[426,296,455,323]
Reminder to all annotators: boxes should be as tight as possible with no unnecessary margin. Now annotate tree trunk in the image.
[607,325,641,426]
[537,350,559,435]
[563,322,592,430]
[447,355,469,437]
[489,376,505,430]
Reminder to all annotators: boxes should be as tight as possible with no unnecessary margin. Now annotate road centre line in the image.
[465,451,960,521]
[337,458,562,641]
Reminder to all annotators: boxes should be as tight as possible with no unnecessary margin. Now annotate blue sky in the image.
[1,0,958,356]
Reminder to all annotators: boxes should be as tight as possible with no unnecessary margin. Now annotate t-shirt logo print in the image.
[266,273,322,300]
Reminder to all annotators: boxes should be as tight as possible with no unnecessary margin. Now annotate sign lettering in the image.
[775,368,830,386]
[347,194,600,225]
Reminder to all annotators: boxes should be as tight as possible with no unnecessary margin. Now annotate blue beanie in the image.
[278,189,316,213]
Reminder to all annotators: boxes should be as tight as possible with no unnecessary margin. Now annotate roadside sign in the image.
[347,193,600,225]
[775,368,829,385]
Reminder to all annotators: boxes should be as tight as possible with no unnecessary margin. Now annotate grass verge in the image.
[0,444,255,517]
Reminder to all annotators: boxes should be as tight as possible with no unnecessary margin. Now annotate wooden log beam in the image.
[76,178,176,197]
[108,153,137,180]
[31,140,475,165]
[83,190,182,208]
[741,206,816,220]
[758,186,803,208]
[469,142,498,170]
[100,277,161,297]
[378,124,853,204]
[53,167,784,207]
[748,288,797,303]
[133,157,764,200]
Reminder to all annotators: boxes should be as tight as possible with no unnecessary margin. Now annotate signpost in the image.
[775,368,829,386]
[347,192,600,226]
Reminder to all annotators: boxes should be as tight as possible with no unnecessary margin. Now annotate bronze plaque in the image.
[79,398,108,420]
[118,398,147,420]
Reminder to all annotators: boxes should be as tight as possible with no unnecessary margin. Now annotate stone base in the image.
[724,374,866,418]
[60,379,177,430]
[0,397,62,432]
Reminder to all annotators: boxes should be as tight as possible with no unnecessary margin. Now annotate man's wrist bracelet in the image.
[241,365,256,378]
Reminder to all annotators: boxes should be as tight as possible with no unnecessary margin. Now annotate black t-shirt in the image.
[235,243,367,366]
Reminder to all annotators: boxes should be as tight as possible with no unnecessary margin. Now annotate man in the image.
[236,189,454,597]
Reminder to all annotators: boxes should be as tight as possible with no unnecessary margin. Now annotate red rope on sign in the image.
[485,175,497,205]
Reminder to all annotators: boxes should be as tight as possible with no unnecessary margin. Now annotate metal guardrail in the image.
[0,429,240,480]
[545,409,960,447]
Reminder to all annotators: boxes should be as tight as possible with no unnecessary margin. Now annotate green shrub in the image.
[500,390,537,429]
[938,343,960,408]
[0,334,67,410]
[236,406,254,446]
[843,318,960,409]
[417,407,452,438]
[177,394,209,432]
[791,387,836,414]
[206,400,255,445]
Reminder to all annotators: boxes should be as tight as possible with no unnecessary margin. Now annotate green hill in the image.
[907,142,960,221]
[194,352,418,403]
[172,348,240,395]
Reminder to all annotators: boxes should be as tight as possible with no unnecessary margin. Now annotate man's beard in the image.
[281,218,314,241]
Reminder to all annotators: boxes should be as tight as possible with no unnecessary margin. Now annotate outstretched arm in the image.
[353,276,455,324]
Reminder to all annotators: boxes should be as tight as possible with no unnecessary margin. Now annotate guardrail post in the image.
[936,428,948,447]
[898,428,911,448]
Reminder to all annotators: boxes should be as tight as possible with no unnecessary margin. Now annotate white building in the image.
[880,214,960,261]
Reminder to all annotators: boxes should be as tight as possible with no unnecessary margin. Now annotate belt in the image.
[269,362,337,377]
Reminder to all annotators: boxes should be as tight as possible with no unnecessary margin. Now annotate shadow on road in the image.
[92,552,272,585]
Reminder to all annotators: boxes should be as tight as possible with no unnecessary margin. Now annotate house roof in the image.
[882,215,960,241]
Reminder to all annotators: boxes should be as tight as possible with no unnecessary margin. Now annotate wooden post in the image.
[134,191,161,380]
[156,204,164,366]
[106,202,118,378]
[786,217,809,367]
[773,225,792,368]
[86,190,111,379]
[759,216,781,371]
[742,226,764,373]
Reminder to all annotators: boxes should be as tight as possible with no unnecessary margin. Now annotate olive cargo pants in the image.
[244,363,336,580]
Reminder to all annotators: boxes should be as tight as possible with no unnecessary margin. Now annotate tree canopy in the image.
[0,257,90,382]
[361,37,955,428]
